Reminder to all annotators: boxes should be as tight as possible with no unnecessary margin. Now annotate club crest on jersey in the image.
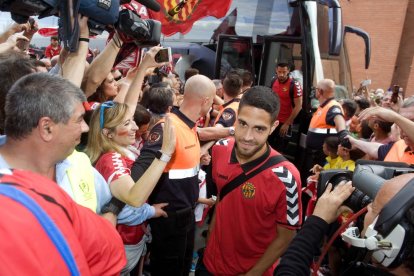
[163,0,200,23]
[221,112,233,121]
[148,132,161,144]
[241,182,255,199]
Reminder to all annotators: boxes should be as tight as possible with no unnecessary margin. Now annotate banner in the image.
[149,0,233,36]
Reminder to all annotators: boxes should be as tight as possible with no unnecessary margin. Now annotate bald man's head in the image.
[184,74,216,99]
[181,74,216,119]
[316,79,335,99]
[363,173,414,236]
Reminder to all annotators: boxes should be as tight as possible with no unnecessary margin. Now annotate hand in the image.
[279,123,289,137]
[200,153,211,166]
[152,203,168,218]
[79,15,90,39]
[313,181,355,224]
[310,164,323,174]
[3,33,29,52]
[358,106,398,124]
[23,19,38,37]
[10,22,31,34]
[141,46,169,69]
[161,114,176,156]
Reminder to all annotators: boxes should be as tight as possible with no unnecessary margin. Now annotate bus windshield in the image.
[165,0,299,42]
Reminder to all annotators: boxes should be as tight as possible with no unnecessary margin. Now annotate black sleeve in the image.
[325,105,344,126]
[130,123,163,182]
[274,215,329,276]
[377,142,394,161]
[216,108,237,127]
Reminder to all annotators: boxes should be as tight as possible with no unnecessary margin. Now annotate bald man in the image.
[131,74,216,276]
[304,79,348,181]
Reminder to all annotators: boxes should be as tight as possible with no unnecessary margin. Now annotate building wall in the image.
[341,0,414,96]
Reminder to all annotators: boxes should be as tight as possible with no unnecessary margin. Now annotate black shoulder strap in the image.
[219,155,287,201]
[289,79,295,107]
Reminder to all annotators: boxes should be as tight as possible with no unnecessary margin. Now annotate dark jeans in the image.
[149,207,195,276]
[268,124,291,153]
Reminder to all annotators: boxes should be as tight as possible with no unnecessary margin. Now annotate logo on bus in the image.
[163,0,200,23]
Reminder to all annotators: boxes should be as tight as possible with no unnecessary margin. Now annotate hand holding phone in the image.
[391,85,399,104]
[155,47,172,63]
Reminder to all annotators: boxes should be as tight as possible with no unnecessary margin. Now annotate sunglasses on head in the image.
[100,101,115,129]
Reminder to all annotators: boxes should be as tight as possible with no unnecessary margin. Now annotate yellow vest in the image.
[66,151,97,212]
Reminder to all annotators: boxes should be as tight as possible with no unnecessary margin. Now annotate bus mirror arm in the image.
[344,25,371,69]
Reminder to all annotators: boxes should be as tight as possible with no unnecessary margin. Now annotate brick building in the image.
[342,0,414,97]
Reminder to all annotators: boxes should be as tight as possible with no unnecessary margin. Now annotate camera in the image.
[1,0,161,51]
[116,9,161,47]
[317,160,414,212]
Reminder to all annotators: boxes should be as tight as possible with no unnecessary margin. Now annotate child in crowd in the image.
[309,137,341,179]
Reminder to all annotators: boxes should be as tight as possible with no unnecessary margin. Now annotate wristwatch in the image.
[228,126,235,136]
[155,150,171,163]
[101,197,126,215]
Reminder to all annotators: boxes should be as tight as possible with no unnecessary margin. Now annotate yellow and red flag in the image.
[149,0,233,36]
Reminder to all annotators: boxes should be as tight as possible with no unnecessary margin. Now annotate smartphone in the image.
[360,79,371,87]
[391,85,399,104]
[155,47,172,63]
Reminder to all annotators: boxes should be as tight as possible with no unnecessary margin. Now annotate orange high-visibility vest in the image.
[308,99,343,134]
[384,139,414,164]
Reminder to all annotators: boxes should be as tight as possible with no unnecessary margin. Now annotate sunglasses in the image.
[100,101,115,129]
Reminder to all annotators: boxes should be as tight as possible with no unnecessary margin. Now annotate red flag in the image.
[210,8,237,42]
[149,0,233,36]
[38,27,58,37]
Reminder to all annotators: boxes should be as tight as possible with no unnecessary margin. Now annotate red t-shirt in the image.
[95,151,134,185]
[0,169,126,276]
[204,138,302,276]
[44,44,62,58]
[272,78,302,123]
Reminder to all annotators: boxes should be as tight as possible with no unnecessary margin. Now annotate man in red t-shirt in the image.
[44,36,61,58]
[268,62,302,153]
[204,86,302,276]
[0,169,126,276]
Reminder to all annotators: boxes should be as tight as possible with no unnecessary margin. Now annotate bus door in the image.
[258,36,307,163]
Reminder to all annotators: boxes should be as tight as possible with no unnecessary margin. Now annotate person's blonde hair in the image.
[85,102,130,164]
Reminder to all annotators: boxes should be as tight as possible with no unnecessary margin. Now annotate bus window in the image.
[215,36,254,79]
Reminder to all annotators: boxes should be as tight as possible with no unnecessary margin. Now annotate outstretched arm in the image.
[359,106,414,143]
[61,16,89,87]
[109,115,176,207]
[347,135,382,159]
[82,33,123,97]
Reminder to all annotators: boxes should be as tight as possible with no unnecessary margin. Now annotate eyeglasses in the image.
[100,101,115,129]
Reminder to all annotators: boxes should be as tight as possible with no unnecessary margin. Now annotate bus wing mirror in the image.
[328,4,342,56]
[344,25,371,69]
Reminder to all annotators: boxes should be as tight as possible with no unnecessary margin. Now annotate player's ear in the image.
[270,120,279,134]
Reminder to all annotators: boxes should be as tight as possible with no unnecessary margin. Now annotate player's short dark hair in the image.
[239,86,280,122]
[223,72,242,98]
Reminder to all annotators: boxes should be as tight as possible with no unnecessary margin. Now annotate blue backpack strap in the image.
[0,185,80,276]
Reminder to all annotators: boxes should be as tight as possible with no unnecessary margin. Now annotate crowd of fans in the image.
[0,16,413,276]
